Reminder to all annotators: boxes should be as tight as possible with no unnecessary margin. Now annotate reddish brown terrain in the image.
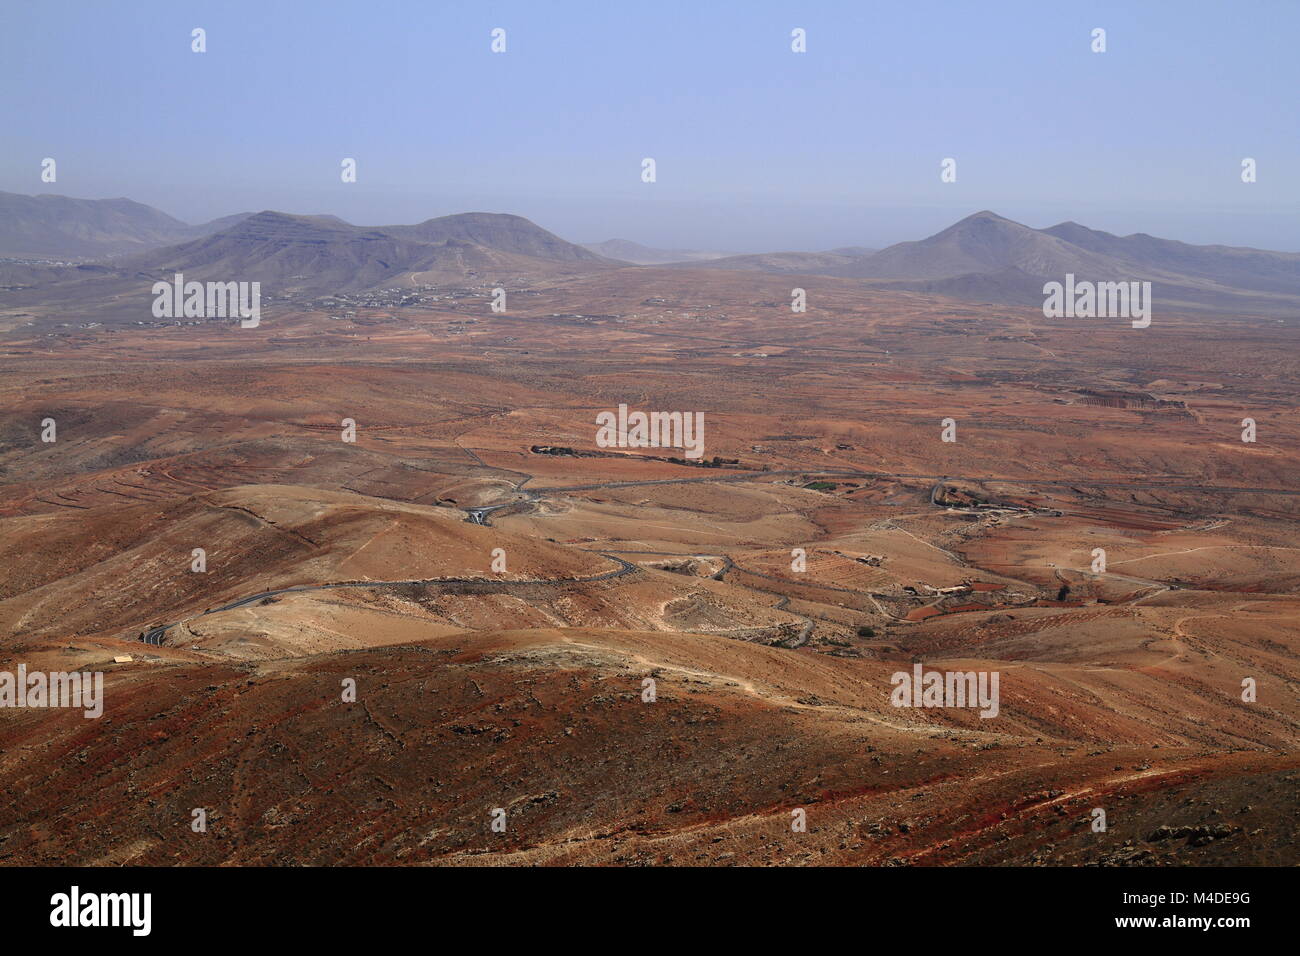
[1,264,1297,866]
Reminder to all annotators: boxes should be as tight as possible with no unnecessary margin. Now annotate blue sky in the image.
[2,0,1297,251]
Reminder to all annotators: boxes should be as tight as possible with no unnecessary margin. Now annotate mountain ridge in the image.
[3,194,1297,315]
[0,190,251,259]
[672,210,1300,314]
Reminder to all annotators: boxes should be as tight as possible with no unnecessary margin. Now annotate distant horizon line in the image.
[4,188,1298,257]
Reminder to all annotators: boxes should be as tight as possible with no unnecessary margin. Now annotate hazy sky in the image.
[3,0,1298,251]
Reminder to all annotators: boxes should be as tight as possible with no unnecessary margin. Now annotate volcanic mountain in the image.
[6,198,1298,317]
[387,212,605,262]
[833,211,1117,280]
[122,210,614,293]
[1040,220,1300,295]
[679,210,1300,314]
[0,207,621,322]
[671,212,1101,280]
[0,190,248,259]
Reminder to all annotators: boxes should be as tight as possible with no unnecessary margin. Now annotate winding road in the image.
[140,554,637,646]
[139,450,1297,646]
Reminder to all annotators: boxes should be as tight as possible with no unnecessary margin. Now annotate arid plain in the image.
[1,263,1297,866]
